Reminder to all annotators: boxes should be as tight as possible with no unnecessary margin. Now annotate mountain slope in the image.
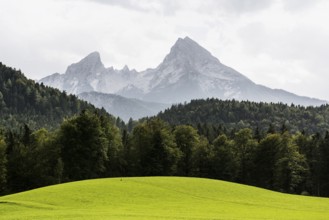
[0,62,109,129]
[1,177,329,220]
[40,37,327,107]
[78,92,170,121]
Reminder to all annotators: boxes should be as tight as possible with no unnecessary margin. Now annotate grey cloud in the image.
[238,22,329,88]
[237,22,270,55]
[216,0,320,14]
[86,0,274,15]
[220,0,274,13]
[282,0,323,11]
[193,0,275,17]
[87,0,145,10]
[207,0,275,14]
[86,0,181,15]
[238,22,329,62]
[286,27,329,76]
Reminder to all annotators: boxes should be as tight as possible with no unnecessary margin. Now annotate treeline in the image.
[1,110,329,197]
[0,62,108,130]
[157,98,329,134]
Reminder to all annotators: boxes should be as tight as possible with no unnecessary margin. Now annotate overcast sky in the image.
[1,0,329,100]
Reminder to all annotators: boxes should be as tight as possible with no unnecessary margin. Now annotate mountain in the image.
[78,92,170,121]
[41,51,140,95]
[0,62,110,130]
[131,37,256,103]
[40,37,327,110]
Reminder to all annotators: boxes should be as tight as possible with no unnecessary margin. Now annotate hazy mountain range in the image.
[78,92,170,121]
[40,37,327,120]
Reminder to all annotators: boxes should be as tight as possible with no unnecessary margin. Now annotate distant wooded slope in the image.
[0,62,110,130]
[157,98,329,134]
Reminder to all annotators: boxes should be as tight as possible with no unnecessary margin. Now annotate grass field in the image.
[1,177,329,219]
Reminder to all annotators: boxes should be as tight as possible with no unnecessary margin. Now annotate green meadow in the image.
[1,177,329,219]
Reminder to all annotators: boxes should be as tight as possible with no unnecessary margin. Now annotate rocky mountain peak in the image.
[65,51,105,75]
[163,36,220,66]
[122,65,130,72]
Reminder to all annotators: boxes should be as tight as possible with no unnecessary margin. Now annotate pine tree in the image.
[0,134,7,194]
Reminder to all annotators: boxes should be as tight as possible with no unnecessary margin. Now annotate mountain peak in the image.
[173,36,201,50]
[84,51,101,60]
[177,36,195,44]
[122,65,129,72]
[65,51,105,75]
[79,51,103,67]
[164,37,220,65]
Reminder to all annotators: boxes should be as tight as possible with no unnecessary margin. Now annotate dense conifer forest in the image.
[157,98,329,134]
[1,63,329,198]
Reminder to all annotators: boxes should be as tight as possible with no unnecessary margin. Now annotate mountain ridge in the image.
[39,37,327,119]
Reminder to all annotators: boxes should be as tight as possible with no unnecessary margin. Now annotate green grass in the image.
[1,177,329,219]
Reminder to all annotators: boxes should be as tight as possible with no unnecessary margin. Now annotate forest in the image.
[0,62,109,130]
[1,110,329,197]
[157,98,329,135]
[1,63,329,197]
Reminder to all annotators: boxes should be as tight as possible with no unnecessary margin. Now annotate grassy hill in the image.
[1,177,329,219]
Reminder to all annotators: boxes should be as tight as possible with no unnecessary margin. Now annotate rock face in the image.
[40,37,327,120]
